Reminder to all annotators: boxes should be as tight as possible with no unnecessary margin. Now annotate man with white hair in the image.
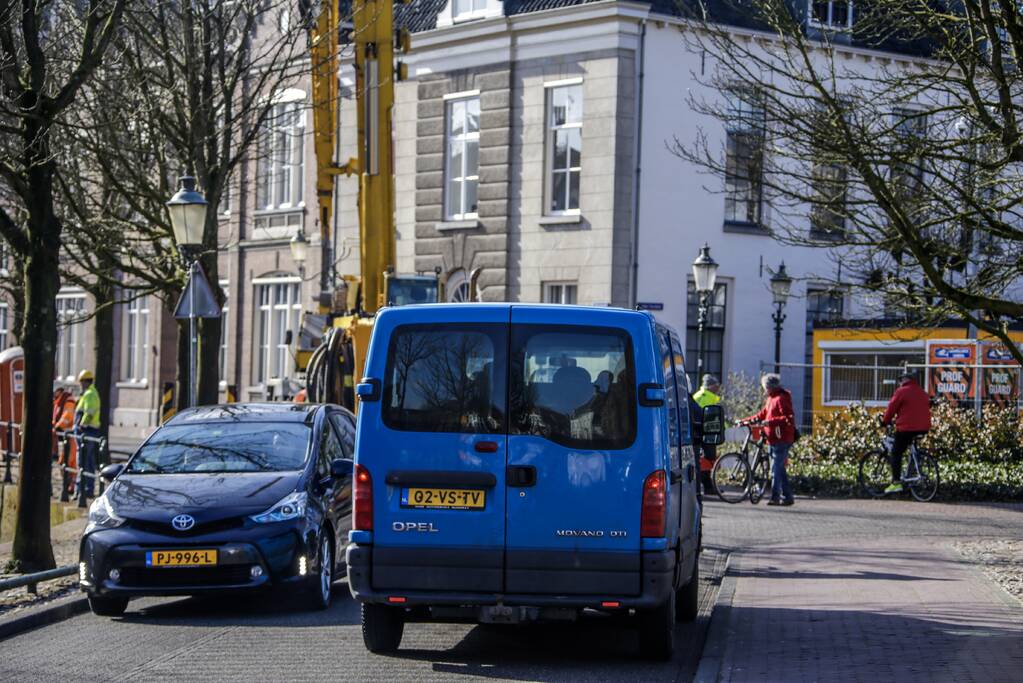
[739,373,796,506]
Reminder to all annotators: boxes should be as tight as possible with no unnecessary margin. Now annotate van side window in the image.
[658,329,681,462]
[510,325,636,450]
[670,335,692,445]
[382,324,507,434]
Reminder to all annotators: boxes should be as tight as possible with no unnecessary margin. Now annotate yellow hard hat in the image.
[77,370,95,382]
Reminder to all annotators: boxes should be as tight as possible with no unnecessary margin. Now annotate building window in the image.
[255,280,301,385]
[803,289,845,424]
[891,109,927,208]
[256,99,305,210]
[445,269,471,302]
[444,96,480,220]
[546,83,583,215]
[811,162,847,236]
[543,281,578,305]
[0,303,8,349]
[219,282,230,384]
[685,281,727,386]
[453,0,488,21]
[123,295,150,383]
[55,295,86,382]
[724,90,765,226]
[810,0,853,29]
[824,351,924,404]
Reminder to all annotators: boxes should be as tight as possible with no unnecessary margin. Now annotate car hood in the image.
[106,472,302,523]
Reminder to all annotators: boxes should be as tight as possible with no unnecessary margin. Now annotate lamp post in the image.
[691,244,719,382]
[166,176,208,408]
[769,261,793,374]
[290,227,309,277]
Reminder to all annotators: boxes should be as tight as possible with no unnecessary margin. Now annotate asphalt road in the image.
[2,498,1020,682]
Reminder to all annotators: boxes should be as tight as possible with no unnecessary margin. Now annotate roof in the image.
[166,403,320,425]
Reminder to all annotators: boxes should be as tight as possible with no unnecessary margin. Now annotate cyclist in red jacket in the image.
[880,370,932,495]
[740,373,796,506]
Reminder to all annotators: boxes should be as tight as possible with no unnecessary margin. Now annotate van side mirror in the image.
[330,458,354,478]
[702,404,725,445]
[356,378,381,402]
[100,463,124,483]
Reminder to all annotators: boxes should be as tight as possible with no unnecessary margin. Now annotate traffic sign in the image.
[174,264,221,319]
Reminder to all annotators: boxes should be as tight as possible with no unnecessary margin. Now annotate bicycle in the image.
[857,429,939,502]
[711,423,772,504]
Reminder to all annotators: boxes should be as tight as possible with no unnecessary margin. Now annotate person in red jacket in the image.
[880,370,932,495]
[740,373,796,506]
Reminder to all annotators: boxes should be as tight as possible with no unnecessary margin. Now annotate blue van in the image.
[346,304,712,660]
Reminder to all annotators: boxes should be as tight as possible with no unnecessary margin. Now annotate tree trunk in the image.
[92,282,115,454]
[12,243,60,572]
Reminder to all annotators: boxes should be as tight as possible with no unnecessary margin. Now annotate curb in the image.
[693,552,738,683]
[0,592,89,640]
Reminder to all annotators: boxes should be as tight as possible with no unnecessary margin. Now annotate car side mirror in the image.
[330,458,354,478]
[702,404,725,446]
[100,463,124,483]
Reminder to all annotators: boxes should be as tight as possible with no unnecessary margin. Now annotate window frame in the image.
[542,281,578,305]
[443,92,481,221]
[544,80,583,216]
[452,0,489,22]
[253,277,302,386]
[685,280,728,387]
[822,349,925,406]
[219,281,230,387]
[256,98,306,212]
[808,0,854,31]
[0,302,8,350]
[723,89,766,227]
[55,293,86,383]
[122,294,150,384]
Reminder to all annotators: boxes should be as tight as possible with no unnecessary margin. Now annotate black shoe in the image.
[782,498,795,506]
[767,499,782,506]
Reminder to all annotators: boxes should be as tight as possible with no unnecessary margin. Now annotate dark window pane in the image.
[686,281,727,385]
[127,423,311,473]
[383,324,506,434]
[511,326,636,450]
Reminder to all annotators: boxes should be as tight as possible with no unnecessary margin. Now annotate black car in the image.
[79,403,355,616]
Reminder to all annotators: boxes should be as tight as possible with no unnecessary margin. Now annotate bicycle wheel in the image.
[749,454,770,505]
[712,452,751,504]
[858,449,890,498]
[907,450,939,502]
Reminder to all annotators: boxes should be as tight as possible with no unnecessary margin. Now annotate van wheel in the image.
[362,603,405,653]
[638,589,675,660]
[676,556,699,622]
[88,594,128,617]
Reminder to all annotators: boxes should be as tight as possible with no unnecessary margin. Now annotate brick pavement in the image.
[716,536,1023,683]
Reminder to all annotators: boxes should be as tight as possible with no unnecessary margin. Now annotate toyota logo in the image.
[171,514,195,531]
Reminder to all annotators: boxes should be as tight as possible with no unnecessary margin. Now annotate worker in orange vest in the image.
[52,387,78,496]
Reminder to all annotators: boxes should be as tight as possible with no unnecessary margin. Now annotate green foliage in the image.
[788,402,1023,500]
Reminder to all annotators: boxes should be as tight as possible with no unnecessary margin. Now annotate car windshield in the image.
[126,422,311,474]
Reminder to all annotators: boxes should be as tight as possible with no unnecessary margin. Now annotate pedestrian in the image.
[53,387,78,497]
[693,374,722,492]
[74,370,101,499]
[739,373,796,506]
[880,370,931,495]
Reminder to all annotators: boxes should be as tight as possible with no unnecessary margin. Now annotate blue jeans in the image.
[78,427,100,497]
[770,442,793,502]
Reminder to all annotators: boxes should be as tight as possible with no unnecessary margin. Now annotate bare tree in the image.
[0,0,127,571]
[68,0,308,407]
[676,0,1023,362]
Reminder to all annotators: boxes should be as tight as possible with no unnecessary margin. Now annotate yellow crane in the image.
[303,0,440,408]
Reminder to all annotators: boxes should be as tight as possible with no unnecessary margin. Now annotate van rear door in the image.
[362,307,509,593]
[504,307,653,596]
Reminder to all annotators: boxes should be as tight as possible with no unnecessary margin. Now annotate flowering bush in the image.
[788,402,1023,500]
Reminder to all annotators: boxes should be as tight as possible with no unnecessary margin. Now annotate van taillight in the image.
[354,464,373,531]
[641,470,667,537]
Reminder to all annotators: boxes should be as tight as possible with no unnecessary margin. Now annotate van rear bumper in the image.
[346,544,675,610]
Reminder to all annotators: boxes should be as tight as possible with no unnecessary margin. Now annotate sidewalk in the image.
[714,537,1023,682]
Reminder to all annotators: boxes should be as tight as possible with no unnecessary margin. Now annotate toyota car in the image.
[79,403,354,617]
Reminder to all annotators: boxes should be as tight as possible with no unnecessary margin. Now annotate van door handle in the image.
[670,468,683,484]
[506,465,537,487]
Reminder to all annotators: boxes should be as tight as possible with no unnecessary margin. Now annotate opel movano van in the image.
[346,304,715,660]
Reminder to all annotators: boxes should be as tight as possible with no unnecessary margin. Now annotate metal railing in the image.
[0,565,77,595]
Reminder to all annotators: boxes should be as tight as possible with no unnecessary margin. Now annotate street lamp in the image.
[166,176,208,409]
[290,227,309,276]
[769,261,793,374]
[692,244,719,381]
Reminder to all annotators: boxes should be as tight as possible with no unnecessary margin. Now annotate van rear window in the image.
[510,326,636,450]
[382,324,506,434]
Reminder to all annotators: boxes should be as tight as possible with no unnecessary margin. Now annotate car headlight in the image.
[86,495,125,532]
[250,491,308,524]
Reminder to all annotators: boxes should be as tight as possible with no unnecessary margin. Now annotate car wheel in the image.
[638,588,675,661]
[307,533,333,611]
[88,594,128,617]
[362,603,405,653]
[675,555,699,623]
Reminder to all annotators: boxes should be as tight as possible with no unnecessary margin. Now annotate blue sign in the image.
[637,302,664,311]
